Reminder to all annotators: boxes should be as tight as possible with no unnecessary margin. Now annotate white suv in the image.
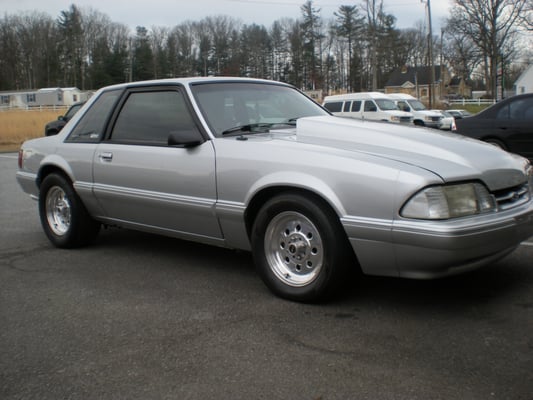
[387,94,442,128]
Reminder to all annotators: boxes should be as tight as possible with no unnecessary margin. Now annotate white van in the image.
[322,92,413,124]
[387,93,442,128]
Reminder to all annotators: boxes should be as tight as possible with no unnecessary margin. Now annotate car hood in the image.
[295,116,528,190]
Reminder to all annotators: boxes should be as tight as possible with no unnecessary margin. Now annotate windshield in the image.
[375,99,399,111]
[409,99,427,111]
[191,82,328,137]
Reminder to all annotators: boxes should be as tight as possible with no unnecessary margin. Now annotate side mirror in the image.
[168,130,204,148]
[58,116,65,121]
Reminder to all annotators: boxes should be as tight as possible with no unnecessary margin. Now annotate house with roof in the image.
[447,76,472,99]
[385,65,461,102]
[514,64,533,95]
[0,87,90,109]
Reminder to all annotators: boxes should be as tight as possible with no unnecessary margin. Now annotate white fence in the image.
[0,105,70,112]
[448,98,496,106]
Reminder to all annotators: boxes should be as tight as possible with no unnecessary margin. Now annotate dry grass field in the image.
[0,108,65,152]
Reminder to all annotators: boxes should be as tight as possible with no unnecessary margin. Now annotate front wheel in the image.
[251,192,354,302]
[39,173,100,248]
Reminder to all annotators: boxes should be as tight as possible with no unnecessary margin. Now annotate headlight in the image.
[401,183,496,220]
[390,116,400,122]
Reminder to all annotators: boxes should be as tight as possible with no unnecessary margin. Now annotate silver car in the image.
[16,77,533,302]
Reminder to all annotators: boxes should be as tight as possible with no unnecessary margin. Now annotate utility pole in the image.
[422,0,435,108]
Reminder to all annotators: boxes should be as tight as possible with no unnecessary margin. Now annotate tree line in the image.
[1,0,531,96]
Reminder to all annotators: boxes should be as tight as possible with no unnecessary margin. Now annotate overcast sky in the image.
[2,0,452,31]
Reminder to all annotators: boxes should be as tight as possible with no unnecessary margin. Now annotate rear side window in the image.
[323,101,343,112]
[110,90,199,145]
[496,105,510,120]
[67,90,120,142]
[343,101,352,112]
[351,101,361,112]
[509,97,533,119]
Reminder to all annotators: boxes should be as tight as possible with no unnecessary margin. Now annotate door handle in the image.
[99,152,113,162]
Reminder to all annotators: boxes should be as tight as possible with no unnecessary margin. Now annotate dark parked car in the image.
[44,102,85,136]
[455,93,533,161]
[446,109,472,119]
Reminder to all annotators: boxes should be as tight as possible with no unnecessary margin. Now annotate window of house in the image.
[26,93,36,102]
[1,96,9,104]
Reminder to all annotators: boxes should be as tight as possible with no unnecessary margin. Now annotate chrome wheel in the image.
[45,186,71,236]
[264,211,324,287]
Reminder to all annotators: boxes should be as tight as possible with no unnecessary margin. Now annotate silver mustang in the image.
[16,77,533,301]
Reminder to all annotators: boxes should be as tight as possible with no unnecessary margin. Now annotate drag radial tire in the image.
[38,173,100,248]
[251,192,353,302]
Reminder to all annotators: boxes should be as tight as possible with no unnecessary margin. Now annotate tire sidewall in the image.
[38,173,93,248]
[252,193,348,302]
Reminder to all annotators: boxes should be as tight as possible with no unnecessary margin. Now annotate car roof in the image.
[100,77,289,92]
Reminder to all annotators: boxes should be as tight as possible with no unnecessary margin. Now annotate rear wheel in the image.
[39,173,100,248]
[251,192,353,302]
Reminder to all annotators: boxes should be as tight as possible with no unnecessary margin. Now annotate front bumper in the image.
[342,200,533,279]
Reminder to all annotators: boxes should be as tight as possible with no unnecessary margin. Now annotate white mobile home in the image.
[0,87,90,109]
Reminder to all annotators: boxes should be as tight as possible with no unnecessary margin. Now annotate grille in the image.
[400,116,412,123]
[493,183,530,210]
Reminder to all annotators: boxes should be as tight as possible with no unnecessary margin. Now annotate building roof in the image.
[38,87,80,92]
[386,65,442,88]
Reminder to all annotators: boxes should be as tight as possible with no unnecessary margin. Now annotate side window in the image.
[495,104,510,120]
[64,103,82,120]
[343,101,352,112]
[110,90,199,145]
[364,100,377,112]
[523,99,533,119]
[351,101,361,112]
[398,101,410,112]
[323,101,343,112]
[67,90,120,142]
[509,97,533,119]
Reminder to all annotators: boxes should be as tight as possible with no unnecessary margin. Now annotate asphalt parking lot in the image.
[1,152,532,400]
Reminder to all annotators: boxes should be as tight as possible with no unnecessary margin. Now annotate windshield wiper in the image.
[285,118,299,125]
[222,123,273,136]
[221,119,300,136]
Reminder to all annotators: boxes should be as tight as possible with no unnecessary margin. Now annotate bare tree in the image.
[448,0,527,97]
[333,5,365,92]
[361,0,382,90]
[300,0,324,90]
[519,0,533,30]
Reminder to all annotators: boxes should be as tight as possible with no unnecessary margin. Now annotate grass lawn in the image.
[0,108,65,152]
